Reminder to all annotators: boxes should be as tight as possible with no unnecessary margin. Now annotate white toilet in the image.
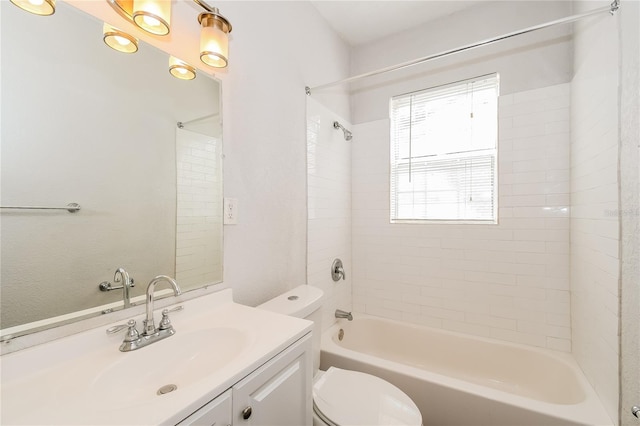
[258,285,423,426]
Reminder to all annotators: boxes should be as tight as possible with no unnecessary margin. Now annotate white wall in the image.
[619,1,640,424]
[570,1,622,422]
[214,1,351,306]
[307,98,352,331]
[349,1,574,349]
[350,1,573,124]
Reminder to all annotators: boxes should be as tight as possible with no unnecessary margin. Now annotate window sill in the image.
[390,219,498,225]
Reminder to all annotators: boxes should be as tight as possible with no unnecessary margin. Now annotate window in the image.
[390,74,499,223]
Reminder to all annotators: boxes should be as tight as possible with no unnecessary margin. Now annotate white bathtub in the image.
[320,315,612,426]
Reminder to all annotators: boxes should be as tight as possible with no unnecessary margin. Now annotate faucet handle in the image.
[164,305,184,314]
[106,323,129,335]
[106,319,140,342]
[332,259,346,281]
[158,307,182,331]
[123,319,140,343]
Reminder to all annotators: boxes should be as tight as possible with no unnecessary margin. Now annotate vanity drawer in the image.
[177,389,232,426]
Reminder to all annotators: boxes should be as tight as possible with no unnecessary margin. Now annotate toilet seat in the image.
[313,367,422,426]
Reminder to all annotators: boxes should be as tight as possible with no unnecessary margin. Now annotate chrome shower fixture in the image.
[333,121,353,141]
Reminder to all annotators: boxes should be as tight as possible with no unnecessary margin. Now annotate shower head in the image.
[333,121,353,141]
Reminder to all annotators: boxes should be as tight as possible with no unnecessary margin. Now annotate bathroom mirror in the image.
[0,1,223,335]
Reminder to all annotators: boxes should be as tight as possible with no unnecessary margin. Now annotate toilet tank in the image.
[257,285,324,373]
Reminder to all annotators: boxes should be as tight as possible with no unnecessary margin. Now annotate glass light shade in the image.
[199,13,230,68]
[132,0,170,36]
[10,0,55,16]
[107,0,134,22]
[103,23,138,53]
[169,56,196,80]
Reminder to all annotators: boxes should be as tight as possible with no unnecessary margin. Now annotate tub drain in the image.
[157,384,178,395]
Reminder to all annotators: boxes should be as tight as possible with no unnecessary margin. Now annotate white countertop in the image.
[0,288,312,425]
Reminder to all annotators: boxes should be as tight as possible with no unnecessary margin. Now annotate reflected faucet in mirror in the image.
[115,268,133,308]
[98,268,136,308]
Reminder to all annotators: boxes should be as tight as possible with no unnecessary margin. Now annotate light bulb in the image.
[114,35,131,46]
[169,56,196,80]
[142,15,161,28]
[132,0,171,36]
[10,0,55,15]
[103,23,138,54]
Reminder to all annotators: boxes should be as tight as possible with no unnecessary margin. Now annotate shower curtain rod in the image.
[177,113,219,128]
[305,0,619,94]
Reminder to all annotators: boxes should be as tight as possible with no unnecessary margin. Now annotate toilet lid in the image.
[313,367,422,426]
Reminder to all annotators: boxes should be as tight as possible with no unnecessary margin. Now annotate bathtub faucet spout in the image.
[335,309,353,321]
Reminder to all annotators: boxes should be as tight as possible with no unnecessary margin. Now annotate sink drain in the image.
[157,384,178,395]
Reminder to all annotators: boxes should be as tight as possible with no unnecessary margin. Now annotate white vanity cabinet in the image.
[232,333,312,425]
[178,334,312,426]
[178,389,232,426]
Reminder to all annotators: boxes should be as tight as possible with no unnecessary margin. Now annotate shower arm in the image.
[333,121,353,141]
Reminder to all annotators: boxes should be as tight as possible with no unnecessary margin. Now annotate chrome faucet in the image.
[114,267,133,308]
[98,267,135,307]
[143,275,181,336]
[335,309,353,321]
[106,275,182,352]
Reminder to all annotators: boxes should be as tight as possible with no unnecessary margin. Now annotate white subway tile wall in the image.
[352,83,571,351]
[570,1,620,419]
[175,130,223,287]
[307,98,353,330]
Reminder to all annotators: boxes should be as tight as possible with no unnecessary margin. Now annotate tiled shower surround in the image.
[570,1,621,417]
[307,98,353,331]
[351,83,572,351]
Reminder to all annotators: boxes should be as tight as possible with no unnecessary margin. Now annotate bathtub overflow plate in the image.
[338,328,344,341]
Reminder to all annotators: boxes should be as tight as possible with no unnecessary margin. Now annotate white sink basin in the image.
[87,327,250,409]
[0,289,313,425]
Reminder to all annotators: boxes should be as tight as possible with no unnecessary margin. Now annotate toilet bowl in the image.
[257,285,422,426]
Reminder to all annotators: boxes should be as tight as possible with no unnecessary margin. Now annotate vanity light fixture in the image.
[103,23,139,53]
[106,0,134,22]
[106,0,171,36]
[132,0,171,36]
[169,56,197,80]
[107,0,233,68]
[10,0,55,15]
[198,7,231,68]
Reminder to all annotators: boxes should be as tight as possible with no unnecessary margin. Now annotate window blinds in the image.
[390,74,499,222]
